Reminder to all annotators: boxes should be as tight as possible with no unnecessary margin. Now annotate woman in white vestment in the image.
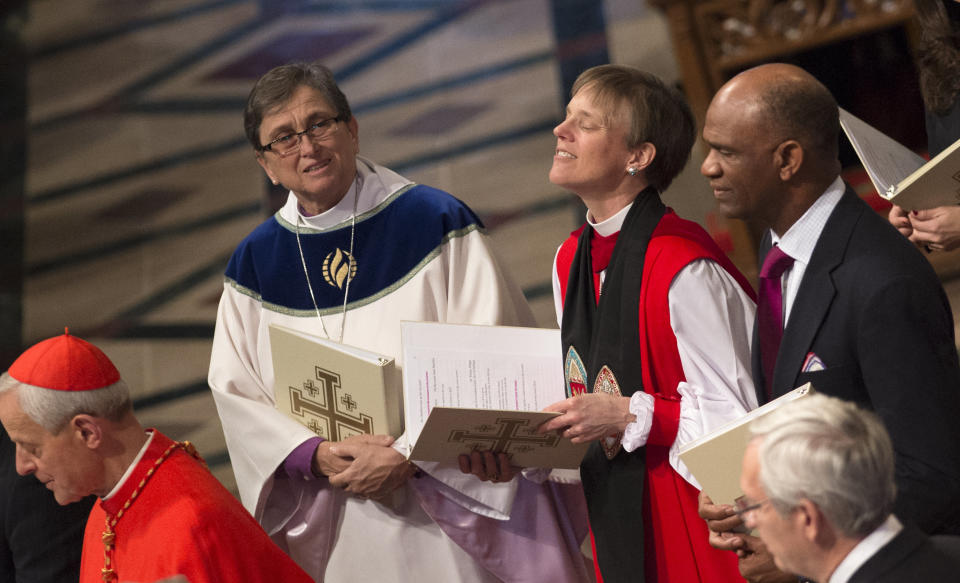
[208,60,591,582]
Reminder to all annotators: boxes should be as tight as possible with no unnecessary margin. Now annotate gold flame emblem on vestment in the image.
[322,248,358,289]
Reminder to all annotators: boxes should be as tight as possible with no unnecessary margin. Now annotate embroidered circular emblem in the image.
[565,346,588,398]
[322,248,358,289]
[593,365,624,460]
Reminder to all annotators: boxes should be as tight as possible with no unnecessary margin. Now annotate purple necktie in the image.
[757,245,795,397]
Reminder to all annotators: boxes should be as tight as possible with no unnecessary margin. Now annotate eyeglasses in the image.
[733,495,770,518]
[259,116,344,156]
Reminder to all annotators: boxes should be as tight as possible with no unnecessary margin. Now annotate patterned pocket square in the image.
[802,352,826,372]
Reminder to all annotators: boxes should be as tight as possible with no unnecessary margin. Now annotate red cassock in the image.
[556,211,748,583]
[79,430,313,583]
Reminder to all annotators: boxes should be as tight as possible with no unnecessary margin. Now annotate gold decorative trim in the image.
[322,248,358,289]
[593,365,624,460]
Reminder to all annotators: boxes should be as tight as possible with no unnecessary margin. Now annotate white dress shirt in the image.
[828,515,903,583]
[770,176,845,324]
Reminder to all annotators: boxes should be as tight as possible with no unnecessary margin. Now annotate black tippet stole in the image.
[561,187,665,582]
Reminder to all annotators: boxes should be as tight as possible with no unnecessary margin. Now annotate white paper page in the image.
[401,322,565,444]
[838,107,926,196]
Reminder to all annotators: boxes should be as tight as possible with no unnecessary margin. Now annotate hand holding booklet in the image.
[401,321,589,469]
[839,107,960,210]
[678,384,814,506]
[269,324,403,441]
[269,322,588,469]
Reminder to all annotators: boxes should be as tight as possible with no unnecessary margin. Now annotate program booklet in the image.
[269,324,403,441]
[401,321,589,469]
[839,107,960,210]
[678,383,814,506]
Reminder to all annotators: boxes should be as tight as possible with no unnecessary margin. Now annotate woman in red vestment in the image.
[537,65,757,583]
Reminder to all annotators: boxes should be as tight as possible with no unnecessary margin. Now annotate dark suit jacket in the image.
[753,187,960,534]
[0,423,93,582]
[849,524,960,582]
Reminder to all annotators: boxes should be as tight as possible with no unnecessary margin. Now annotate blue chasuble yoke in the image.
[225,185,484,315]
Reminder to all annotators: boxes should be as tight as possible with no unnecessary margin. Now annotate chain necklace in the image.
[295,173,360,344]
[100,438,203,582]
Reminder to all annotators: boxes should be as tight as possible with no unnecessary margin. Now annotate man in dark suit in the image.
[698,62,960,581]
[739,393,960,582]
[1,422,93,582]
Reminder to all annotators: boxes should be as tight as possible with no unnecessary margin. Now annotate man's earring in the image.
[627,167,638,176]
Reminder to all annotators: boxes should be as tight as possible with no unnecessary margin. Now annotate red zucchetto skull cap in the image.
[7,328,120,391]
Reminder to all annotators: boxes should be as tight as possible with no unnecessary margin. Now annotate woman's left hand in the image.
[538,393,634,443]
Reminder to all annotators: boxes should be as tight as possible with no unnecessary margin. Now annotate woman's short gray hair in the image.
[0,372,132,434]
[243,61,352,151]
[749,393,896,538]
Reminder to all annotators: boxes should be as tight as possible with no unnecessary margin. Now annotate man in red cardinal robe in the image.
[0,331,313,583]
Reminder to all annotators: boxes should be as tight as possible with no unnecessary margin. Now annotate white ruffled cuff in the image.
[621,391,654,452]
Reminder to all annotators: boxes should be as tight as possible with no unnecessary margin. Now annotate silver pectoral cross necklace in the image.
[294,173,360,344]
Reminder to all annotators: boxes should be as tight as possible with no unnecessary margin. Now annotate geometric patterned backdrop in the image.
[11,0,732,491]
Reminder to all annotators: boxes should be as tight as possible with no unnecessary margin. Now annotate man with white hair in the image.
[739,393,960,582]
[0,331,313,583]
